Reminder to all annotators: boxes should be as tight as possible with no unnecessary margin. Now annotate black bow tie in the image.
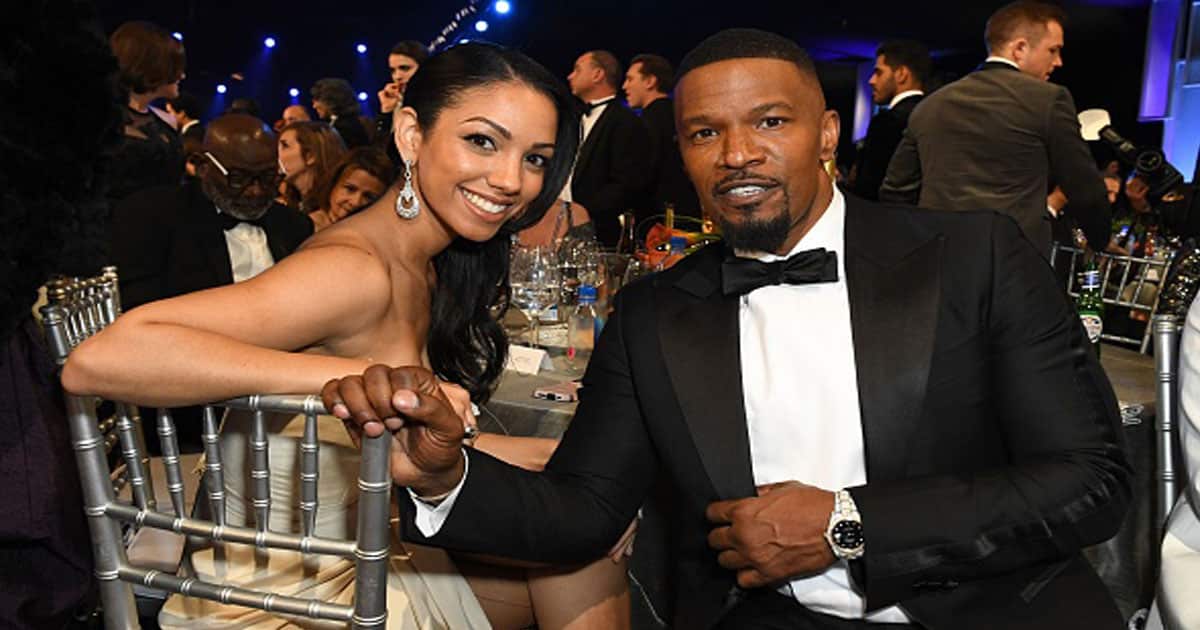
[217,211,265,231]
[583,98,614,115]
[721,248,839,296]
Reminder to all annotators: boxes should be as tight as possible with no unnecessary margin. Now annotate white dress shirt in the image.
[888,89,924,110]
[180,119,200,135]
[736,187,909,622]
[984,55,1020,70]
[415,187,909,622]
[218,207,275,283]
[560,96,615,203]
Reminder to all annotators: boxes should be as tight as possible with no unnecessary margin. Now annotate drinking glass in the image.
[509,245,560,347]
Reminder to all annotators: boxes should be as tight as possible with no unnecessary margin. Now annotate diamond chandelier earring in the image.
[395,158,420,219]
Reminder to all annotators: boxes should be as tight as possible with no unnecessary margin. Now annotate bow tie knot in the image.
[721,248,839,296]
[217,211,265,231]
[583,98,613,115]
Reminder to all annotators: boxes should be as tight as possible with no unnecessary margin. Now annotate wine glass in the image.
[558,237,601,307]
[509,245,560,348]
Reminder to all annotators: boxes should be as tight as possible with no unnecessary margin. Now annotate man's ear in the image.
[894,65,911,87]
[394,106,422,164]
[1011,38,1030,65]
[819,109,840,162]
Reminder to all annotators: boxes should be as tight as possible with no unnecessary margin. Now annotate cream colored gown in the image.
[158,412,491,629]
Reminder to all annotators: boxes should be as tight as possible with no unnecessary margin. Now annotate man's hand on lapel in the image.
[705,481,836,588]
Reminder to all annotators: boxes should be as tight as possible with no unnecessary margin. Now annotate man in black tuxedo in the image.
[625,53,701,221]
[850,40,929,201]
[563,50,652,246]
[111,113,313,310]
[327,29,1130,630]
[167,92,204,150]
[111,114,312,449]
[168,92,205,178]
[311,77,370,149]
[880,1,1108,257]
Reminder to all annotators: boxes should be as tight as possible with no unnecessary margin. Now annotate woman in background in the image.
[308,147,393,231]
[278,120,347,213]
[108,20,186,202]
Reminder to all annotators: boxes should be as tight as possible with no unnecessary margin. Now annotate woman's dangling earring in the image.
[395,158,419,219]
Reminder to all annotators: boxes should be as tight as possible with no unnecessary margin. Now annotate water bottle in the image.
[567,284,599,375]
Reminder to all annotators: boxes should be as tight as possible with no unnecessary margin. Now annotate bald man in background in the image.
[111,113,313,311]
[109,114,314,452]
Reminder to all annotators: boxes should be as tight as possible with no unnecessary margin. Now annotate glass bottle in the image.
[1076,260,1104,357]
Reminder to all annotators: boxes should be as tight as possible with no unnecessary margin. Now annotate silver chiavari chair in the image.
[1152,314,1184,525]
[42,269,392,629]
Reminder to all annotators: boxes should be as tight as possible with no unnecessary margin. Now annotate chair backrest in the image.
[41,269,392,629]
[1152,314,1183,526]
[1050,244,1175,353]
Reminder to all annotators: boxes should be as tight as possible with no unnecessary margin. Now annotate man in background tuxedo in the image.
[167,92,204,151]
[625,53,701,220]
[168,92,205,178]
[850,40,929,201]
[110,113,312,449]
[111,113,312,310]
[311,78,371,149]
[880,0,1108,256]
[564,50,652,246]
[326,28,1130,630]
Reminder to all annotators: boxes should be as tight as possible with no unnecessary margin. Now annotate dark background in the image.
[96,0,1161,165]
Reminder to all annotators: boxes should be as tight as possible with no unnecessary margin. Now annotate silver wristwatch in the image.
[824,489,865,560]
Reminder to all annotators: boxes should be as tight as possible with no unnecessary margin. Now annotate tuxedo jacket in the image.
[571,99,652,247]
[110,180,314,310]
[880,63,1110,256]
[402,195,1131,629]
[641,97,701,220]
[331,114,370,149]
[851,94,922,201]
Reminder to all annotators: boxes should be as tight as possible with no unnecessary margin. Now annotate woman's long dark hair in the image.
[403,42,580,403]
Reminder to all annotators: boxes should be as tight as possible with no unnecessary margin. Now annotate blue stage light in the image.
[289,88,300,98]
[356,43,368,54]
[357,92,368,102]
[475,20,489,32]
[495,1,511,14]
[216,84,227,94]
[264,37,276,48]
[172,32,183,41]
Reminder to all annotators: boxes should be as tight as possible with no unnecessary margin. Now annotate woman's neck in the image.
[377,187,455,270]
[290,170,315,198]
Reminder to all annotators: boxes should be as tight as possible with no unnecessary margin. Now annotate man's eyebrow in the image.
[681,102,794,127]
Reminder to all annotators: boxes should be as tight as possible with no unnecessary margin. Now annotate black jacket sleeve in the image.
[1047,88,1110,250]
[849,213,1131,610]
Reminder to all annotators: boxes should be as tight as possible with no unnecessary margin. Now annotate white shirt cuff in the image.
[407,449,469,537]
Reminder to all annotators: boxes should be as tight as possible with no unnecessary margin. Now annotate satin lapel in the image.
[259,204,291,262]
[573,105,613,188]
[192,186,235,286]
[658,247,756,500]
[845,199,943,482]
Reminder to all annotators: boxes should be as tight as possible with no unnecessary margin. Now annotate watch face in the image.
[831,520,864,549]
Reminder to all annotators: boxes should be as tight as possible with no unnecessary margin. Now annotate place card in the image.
[506,344,553,375]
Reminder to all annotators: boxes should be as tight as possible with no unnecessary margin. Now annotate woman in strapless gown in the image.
[65,42,629,630]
